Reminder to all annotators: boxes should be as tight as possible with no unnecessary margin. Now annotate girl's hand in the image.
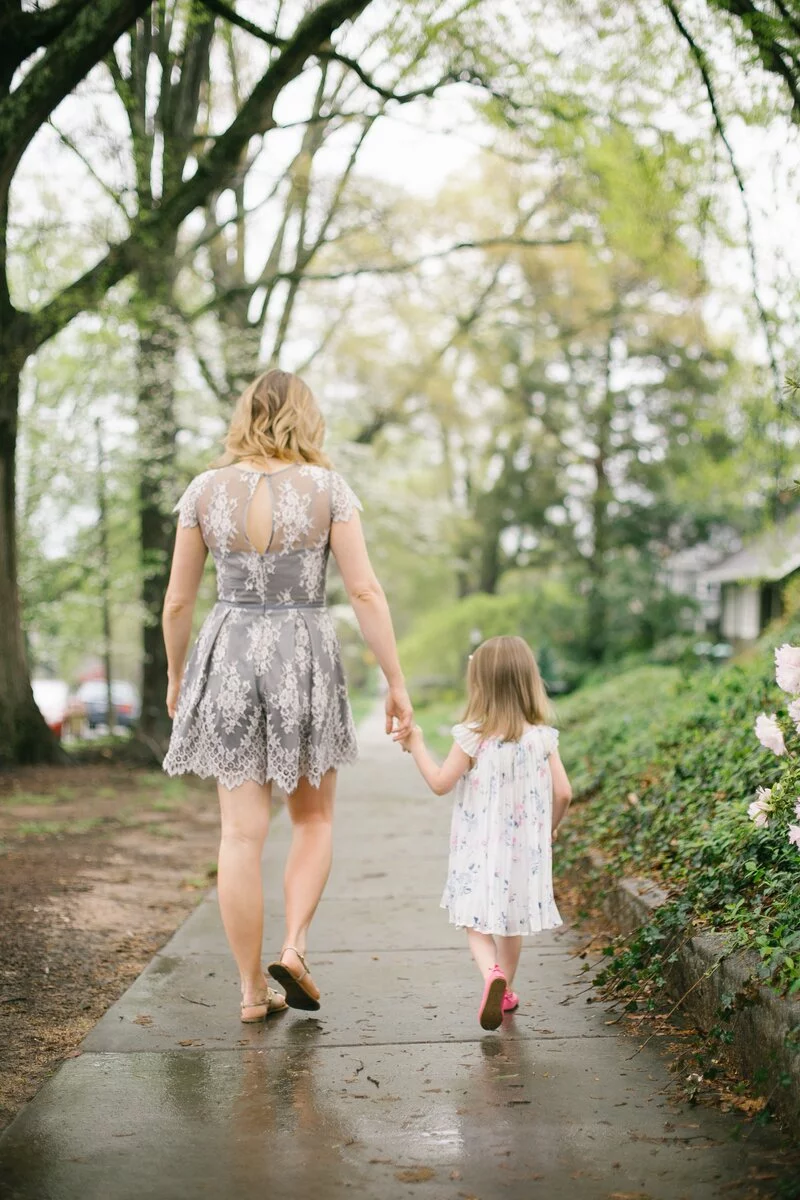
[166,675,182,719]
[398,724,423,752]
[385,683,414,739]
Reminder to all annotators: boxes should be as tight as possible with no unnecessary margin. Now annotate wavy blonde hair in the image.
[462,635,553,742]
[219,369,331,468]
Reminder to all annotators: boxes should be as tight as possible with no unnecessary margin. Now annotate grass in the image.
[2,791,61,808]
[14,817,103,838]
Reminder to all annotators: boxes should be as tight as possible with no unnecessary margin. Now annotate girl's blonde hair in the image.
[462,635,553,742]
[219,369,331,468]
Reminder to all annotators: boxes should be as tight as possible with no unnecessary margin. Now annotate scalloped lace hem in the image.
[162,743,359,794]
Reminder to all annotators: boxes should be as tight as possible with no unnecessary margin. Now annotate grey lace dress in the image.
[162,463,361,792]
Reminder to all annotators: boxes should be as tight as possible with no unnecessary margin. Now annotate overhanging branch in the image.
[0,0,153,198]
[19,0,371,353]
[188,234,581,319]
[663,0,783,420]
[199,0,519,110]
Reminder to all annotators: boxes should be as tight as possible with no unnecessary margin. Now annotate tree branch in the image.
[0,0,153,199]
[708,0,800,117]
[0,0,92,64]
[48,120,133,219]
[19,0,372,353]
[663,0,784,417]
[199,0,497,108]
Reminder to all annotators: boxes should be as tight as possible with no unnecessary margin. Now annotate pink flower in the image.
[748,787,772,827]
[795,798,800,822]
[789,698,800,733]
[788,824,800,849]
[775,644,800,694]
[755,713,786,756]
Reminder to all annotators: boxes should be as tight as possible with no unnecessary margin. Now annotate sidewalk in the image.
[0,712,794,1200]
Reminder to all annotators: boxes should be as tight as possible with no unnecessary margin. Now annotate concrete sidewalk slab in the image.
[0,712,795,1199]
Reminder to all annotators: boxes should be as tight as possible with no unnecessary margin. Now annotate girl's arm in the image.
[330,511,413,738]
[162,524,208,716]
[401,727,471,796]
[550,749,572,835]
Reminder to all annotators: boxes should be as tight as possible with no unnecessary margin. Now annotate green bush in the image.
[557,619,800,997]
[397,585,586,697]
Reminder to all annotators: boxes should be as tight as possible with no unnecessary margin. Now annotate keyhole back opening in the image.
[245,475,274,554]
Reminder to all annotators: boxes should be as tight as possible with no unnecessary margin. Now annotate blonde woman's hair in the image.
[219,369,331,468]
[462,635,553,742]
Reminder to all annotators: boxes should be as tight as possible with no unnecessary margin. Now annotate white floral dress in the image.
[162,463,361,793]
[441,723,563,936]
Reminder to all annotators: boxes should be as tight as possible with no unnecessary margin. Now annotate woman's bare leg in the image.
[217,779,271,1005]
[495,935,523,987]
[467,929,498,978]
[280,770,336,997]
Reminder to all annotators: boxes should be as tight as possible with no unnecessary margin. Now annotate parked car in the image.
[31,678,85,739]
[75,680,141,730]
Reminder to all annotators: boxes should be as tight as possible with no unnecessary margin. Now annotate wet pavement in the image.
[0,712,796,1199]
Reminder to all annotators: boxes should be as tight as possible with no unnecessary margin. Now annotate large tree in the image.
[0,0,372,765]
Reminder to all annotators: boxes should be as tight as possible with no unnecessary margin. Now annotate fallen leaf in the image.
[395,1167,436,1183]
[449,1170,462,1181]
[133,1014,153,1026]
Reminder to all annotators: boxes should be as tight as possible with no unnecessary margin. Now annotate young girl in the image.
[399,635,572,1031]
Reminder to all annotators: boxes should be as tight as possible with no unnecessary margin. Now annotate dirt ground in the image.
[0,763,223,1133]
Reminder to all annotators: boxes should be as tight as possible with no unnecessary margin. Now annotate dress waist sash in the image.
[219,599,326,612]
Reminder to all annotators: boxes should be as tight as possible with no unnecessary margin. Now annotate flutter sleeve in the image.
[452,723,482,758]
[541,726,560,759]
[330,472,363,523]
[173,472,209,529]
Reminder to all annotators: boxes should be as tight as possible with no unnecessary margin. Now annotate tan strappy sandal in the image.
[240,981,289,1024]
[267,946,321,1011]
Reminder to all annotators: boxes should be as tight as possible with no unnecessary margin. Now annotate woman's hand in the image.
[166,674,183,719]
[385,683,413,740]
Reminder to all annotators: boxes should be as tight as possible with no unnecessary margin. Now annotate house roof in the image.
[703,519,800,584]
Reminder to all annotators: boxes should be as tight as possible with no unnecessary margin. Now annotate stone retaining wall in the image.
[586,850,800,1134]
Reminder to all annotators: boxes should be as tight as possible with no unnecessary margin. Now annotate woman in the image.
[162,369,413,1021]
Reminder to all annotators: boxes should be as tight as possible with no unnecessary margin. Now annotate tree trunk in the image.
[586,346,614,662]
[135,255,180,749]
[0,351,65,764]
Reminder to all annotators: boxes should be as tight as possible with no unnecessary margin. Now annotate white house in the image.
[701,519,800,644]
[661,544,725,633]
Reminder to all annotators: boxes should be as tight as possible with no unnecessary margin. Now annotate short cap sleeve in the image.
[173,471,210,529]
[452,723,482,757]
[330,472,363,523]
[541,726,559,759]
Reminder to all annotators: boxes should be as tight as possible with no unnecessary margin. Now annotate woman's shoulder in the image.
[173,468,221,527]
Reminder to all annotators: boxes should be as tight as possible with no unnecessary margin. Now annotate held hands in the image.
[385,683,414,741]
[397,725,423,753]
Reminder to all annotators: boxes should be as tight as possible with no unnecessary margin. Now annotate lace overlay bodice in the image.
[175,463,362,606]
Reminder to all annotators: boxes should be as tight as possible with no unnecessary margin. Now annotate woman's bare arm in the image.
[162,524,207,716]
[329,510,413,737]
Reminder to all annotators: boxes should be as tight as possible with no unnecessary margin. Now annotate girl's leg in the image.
[217,779,272,1005]
[467,929,499,978]
[494,935,523,988]
[280,770,336,996]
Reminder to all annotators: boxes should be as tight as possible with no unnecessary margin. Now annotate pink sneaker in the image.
[478,965,507,1030]
[502,989,519,1014]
